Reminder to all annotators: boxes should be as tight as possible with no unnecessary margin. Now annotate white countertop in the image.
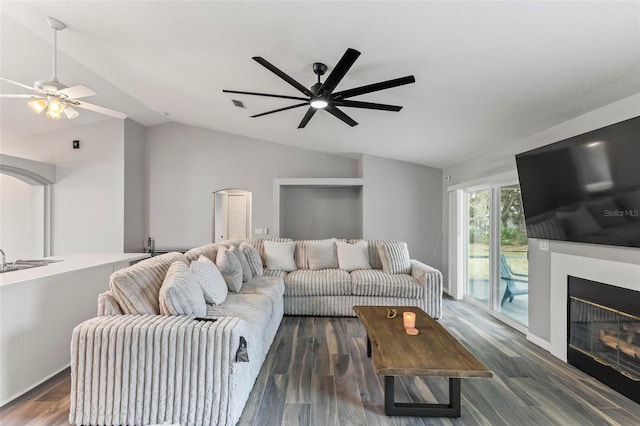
[0,253,150,287]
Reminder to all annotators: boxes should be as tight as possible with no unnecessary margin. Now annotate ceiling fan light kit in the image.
[223,48,415,128]
[0,16,127,121]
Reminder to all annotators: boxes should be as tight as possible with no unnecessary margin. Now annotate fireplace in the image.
[567,276,640,403]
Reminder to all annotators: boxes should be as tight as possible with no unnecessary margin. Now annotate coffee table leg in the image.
[384,376,461,417]
[366,334,371,358]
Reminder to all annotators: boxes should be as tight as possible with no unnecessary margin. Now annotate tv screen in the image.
[515,116,640,248]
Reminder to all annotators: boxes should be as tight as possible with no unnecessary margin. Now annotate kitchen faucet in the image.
[0,249,6,271]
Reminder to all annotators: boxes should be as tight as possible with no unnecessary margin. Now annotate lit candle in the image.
[403,312,416,329]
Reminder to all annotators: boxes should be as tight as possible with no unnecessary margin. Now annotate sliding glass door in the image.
[464,183,529,327]
[466,189,490,306]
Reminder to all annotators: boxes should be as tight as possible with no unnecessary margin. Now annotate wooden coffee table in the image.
[353,305,493,417]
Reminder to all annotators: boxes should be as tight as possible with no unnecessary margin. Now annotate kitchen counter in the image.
[0,252,149,406]
[0,252,149,287]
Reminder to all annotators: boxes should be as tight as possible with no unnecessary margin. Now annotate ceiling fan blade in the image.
[325,104,358,127]
[251,102,307,118]
[0,94,39,98]
[332,99,402,111]
[333,75,416,99]
[223,89,308,101]
[318,48,360,95]
[58,85,97,99]
[0,76,35,91]
[74,100,127,119]
[252,57,313,97]
[297,107,318,128]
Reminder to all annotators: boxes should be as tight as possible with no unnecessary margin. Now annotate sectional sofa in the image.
[69,238,442,425]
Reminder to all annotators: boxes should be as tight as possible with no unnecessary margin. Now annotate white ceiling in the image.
[1,1,639,168]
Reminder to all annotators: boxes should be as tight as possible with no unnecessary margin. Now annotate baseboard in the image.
[0,363,70,407]
[526,332,551,352]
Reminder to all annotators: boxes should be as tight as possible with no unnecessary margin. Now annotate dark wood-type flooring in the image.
[2,297,639,425]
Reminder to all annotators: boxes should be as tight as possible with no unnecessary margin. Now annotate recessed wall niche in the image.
[275,178,363,240]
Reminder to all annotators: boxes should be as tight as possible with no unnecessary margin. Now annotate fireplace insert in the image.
[567,276,640,403]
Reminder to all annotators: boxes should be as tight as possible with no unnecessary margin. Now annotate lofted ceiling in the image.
[1,1,639,168]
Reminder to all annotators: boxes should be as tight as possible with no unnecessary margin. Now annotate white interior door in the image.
[226,194,247,239]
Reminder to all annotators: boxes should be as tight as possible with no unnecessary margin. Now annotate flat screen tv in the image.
[515,116,640,248]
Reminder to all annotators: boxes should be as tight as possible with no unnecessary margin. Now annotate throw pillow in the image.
[240,242,264,277]
[263,240,297,271]
[377,241,411,274]
[216,246,244,292]
[190,255,228,305]
[230,245,253,283]
[307,239,339,270]
[336,240,372,271]
[159,261,207,316]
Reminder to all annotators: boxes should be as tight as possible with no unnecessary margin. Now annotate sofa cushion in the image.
[377,241,412,274]
[159,261,207,316]
[306,239,339,270]
[349,239,398,270]
[249,237,293,264]
[109,252,188,315]
[284,269,352,296]
[206,293,273,326]
[336,240,372,271]
[184,243,220,263]
[263,269,288,279]
[97,291,123,316]
[240,242,264,277]
[231,245,253,282]
[216,247,244,293]
[190,255,228,305]
[351,269,423,299]
[263,240,297,271]
[241,276,285,307]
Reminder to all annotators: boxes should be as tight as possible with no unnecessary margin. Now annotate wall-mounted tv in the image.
[515,116,640,248]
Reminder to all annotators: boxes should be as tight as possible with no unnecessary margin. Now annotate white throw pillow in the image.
[216,247,244,292]
[307,239,339,270]
[190,255,228,305]
[159,261,207,316]
[230,245,253,283]
[336,240,372,271]
[377,241,411,274]
[263,240,297,271]
[240,242,264,277]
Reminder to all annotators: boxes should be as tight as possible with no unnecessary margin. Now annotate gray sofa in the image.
[69,251,284,426]
[249,238,443,319]
[69,238,443,426]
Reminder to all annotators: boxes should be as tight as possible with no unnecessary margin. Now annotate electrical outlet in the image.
[539,240,549,251]
[73,140,80,149]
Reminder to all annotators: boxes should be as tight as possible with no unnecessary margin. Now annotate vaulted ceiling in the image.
[1,1,639,168]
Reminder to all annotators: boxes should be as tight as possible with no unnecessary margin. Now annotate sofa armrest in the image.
[70,315,252,426]
[410,259,443,319]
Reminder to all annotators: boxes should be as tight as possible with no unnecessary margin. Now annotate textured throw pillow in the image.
[336,240,372,272]
[216,246,244,292]
[240,242,264,277]
[263,240,297,271]
[190,255,228,305]
[377,242,411,274]
[230,245,253,283]
[306,239,339,270]
[159,261,207,316]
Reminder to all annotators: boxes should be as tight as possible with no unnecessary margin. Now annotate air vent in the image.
[231,99,245,108]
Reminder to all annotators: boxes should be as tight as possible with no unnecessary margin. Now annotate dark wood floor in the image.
[2,298,639,425]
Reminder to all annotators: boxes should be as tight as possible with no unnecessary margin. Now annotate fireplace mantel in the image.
[549,253,640,361]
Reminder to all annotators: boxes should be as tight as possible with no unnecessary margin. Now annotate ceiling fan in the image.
[223,48,415,128]
[0,16,126,120]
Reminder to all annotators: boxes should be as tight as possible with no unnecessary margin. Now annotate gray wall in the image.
[145,122,360,248]
[280,186,363,240]
[442,93,640,343]
[362,154,443,270]
[123,119,146,252]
